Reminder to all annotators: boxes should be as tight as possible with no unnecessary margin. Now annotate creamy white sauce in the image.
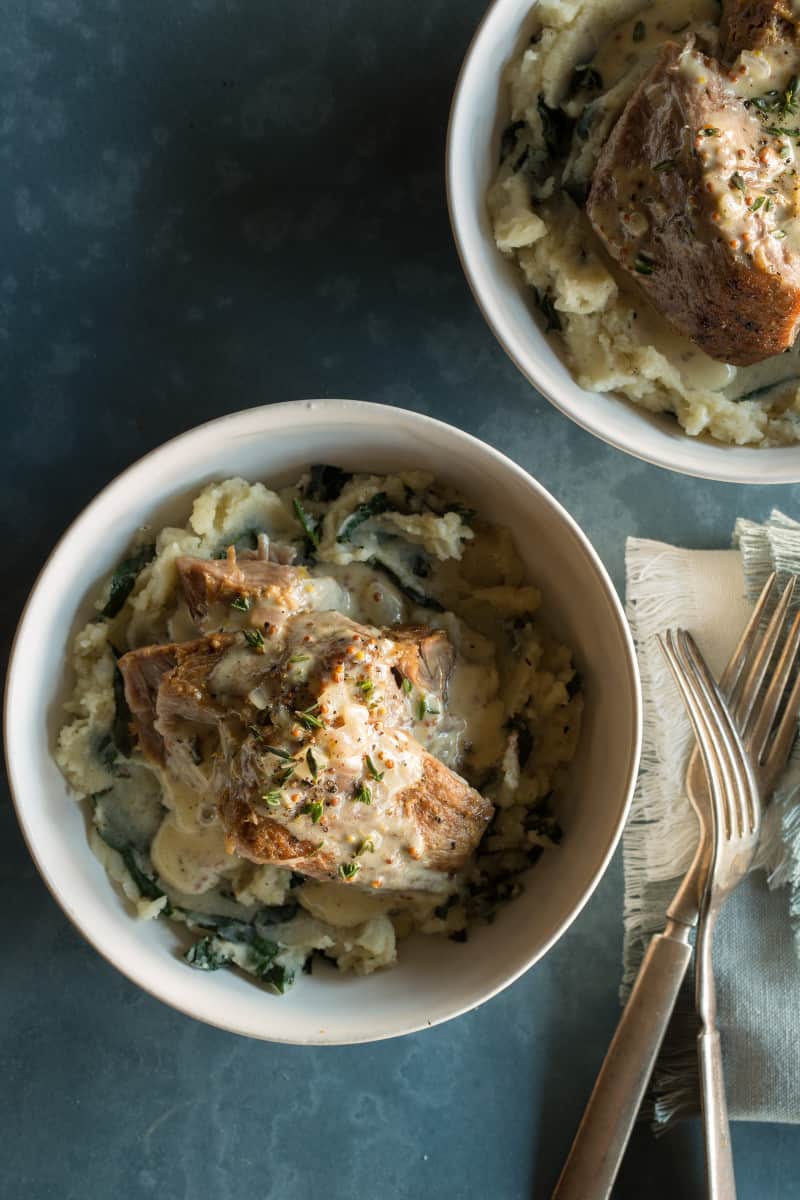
[151,814,234,894]
[592,0,717,95]
[678,48,800,258]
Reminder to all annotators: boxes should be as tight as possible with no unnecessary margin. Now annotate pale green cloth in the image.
[624,512,800,1125]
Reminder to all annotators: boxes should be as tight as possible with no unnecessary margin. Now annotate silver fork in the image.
[661,611,800,1199]
[674,573,781,932]
[552,575,779,1200]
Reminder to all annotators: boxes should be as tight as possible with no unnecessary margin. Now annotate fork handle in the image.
[698,1028,737,1199]
[552,928,692,1200]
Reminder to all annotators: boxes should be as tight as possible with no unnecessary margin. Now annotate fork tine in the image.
[749,608,800,765]
[734,577,796,734]
[765,649,800,773]
[676,631,737,838]
[679,629,758,837]
[659,631,731,837]
[722,571,777,699]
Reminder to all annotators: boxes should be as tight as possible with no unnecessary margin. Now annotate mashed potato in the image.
[57,470,581,994]
[489,0,800,445]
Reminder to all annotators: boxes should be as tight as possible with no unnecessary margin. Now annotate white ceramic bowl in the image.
[447,0,800,484]
[5,399,641,1044]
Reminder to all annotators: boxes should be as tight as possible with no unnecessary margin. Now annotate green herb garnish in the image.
[288,653,310,664]
[294,704,325,731]
[293,497,320,547]
[357,679,374,699]
[302,800,324,824]
[751,195,766,212]
[260,743,294,761]
[243,628,266,653]
[774,229,788,239]
[354,783,372,805]
[402,677,413,695]
[365,754,384,782]
[632,19,645,41]
[730,172,746,191]
[417,696,428,720]
[262,790,282,807]
[231,595,251,612]
[102,544,156,618]
[654,158,675,172]
[700,126,720,137]
[306,747,319,780]
[357,837,375,856]
[634,254,655,275]
[276,765,296,786]
[338,862,361,881]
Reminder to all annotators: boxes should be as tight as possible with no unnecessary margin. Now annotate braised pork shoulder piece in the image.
[587,38,800,366]
[719,0,800,62]
[119,556,492,894]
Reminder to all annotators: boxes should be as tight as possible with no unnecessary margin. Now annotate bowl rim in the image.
[445,0,800,485]
[4,398,643,1043]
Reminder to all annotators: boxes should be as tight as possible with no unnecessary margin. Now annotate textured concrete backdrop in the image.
[3,1,799,1196]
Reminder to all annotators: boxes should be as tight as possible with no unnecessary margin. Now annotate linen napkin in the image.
[624,511,800,1125]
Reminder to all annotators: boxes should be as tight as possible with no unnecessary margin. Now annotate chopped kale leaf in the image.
[337,493,390,543]
[367,557,444,611]
[306,464,352,502]
[537,95,572,157]
[500,119,527,164]
[524,809,563,844]
[534,289,562,333]
[566,671,583,699]
[185,937,231,971]
[575,103,598,143]
[102,544,156,618]
[213,529,260,559]
[569,64,603,96]
[506,715,534,770]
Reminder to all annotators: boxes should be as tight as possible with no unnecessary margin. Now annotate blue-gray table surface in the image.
[3,2,799,1197]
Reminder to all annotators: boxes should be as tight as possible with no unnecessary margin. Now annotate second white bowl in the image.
[446,0,800,484]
